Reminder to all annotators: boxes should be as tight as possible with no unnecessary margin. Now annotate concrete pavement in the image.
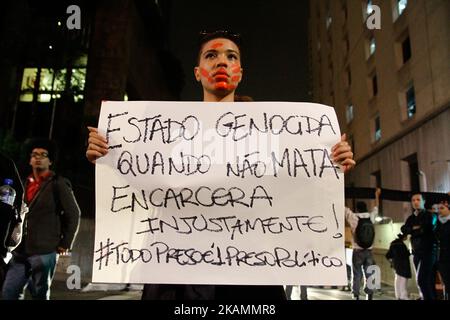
[46,281,401,300]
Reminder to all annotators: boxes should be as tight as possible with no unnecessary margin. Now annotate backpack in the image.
[355,217,375,249]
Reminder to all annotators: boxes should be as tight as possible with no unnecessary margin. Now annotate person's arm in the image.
[331,134,355,174]
[86,126,109,164]
[344,207,358,230]
[374,188,380,208]
[401,216,413,235]
[55,177,81,253]
[7,202,28,251]
[385,245,393,260]
[370,188,381,222]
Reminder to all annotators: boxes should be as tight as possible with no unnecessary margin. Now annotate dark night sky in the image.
[167,0,310,102]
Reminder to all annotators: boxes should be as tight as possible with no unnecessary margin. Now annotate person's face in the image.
[411,194,425,210]
[29,148,52,171]
[438,203,450,217]
[432,204,439,213]
[194,38,243,96]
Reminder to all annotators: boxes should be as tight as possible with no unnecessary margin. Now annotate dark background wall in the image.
[167,0,310,102]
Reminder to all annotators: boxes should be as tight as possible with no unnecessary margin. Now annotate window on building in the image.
[16,55,88,139]
[326,15,332,29]
[398,0,407,16]
[343,3,348,22]
[367,0,374,16]
[19,66,86,103]
[370,37,376,56]
[402,36,411,63]
[403,153,420,193]
[406,85,416,118]
[374,115,381,141]
[372,74,378,96]
[346,103,354,123]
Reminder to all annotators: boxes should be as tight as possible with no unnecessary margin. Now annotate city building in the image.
[309,0,449,222]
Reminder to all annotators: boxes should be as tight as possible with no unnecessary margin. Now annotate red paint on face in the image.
[200,67,209,78]
[231,66,241,74]
[211,42,224,49]
[231,75,240,82]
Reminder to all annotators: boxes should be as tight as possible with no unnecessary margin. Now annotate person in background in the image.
[401,193,438,300]
[2,139,80,300]
[345,188,380,300]
[386,233,411,300]
[435,199,450,300]
[285,285,308,300]
[0,152,27,294]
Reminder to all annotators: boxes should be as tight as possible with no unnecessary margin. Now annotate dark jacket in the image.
[386,238,412,278]
[401,209,437,256]
[435,219,450,263]
[0,153,24,257]
[15,173,80,255]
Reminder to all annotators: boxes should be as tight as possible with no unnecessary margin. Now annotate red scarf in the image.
[26,171,53,204]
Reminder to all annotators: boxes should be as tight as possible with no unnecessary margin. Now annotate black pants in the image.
[413,253,437,300]
[0,257,7,298]
[439,261,450,300]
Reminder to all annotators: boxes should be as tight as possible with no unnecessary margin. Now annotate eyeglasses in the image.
[31,152,49,159]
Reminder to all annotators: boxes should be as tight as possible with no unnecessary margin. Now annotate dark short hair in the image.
[197,30,242,64]
[356,201,368,213]
[26,138,57,162]
[411,193,425,202]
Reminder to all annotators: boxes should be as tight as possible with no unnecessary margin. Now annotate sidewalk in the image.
[47,281,401,300]
[48,280,142,300]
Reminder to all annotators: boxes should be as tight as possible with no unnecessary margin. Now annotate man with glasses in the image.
[2,139,80,300]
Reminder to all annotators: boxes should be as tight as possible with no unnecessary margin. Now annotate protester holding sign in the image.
[86,30,355,300]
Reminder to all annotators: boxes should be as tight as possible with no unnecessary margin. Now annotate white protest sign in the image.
[93,101,347,285]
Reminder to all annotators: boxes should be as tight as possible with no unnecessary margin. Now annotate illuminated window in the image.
[374,116,381,141]
[398,0,407,16]
[370,37,376,55]
[346,104,354,123]
[20,68,37,102]
[19,64,86,103]
[367,0,374,15]
[326,15,332,29]
[406,85,416,118]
